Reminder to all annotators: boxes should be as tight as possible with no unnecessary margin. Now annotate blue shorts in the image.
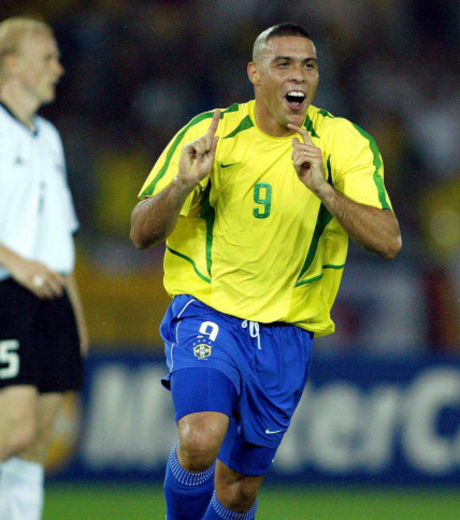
[160,294,313,475]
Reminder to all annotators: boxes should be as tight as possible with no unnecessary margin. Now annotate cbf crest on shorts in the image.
[192,321,219,360]
[193,342,212,359]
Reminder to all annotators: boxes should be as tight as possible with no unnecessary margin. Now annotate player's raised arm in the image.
[130,110,220,249]
[288,123,402,260]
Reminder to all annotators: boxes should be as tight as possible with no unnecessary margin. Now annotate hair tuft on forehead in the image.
[252,23,312,62]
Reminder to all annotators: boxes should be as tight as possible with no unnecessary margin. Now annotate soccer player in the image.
[130,23,401,519]
[0,16,87,519]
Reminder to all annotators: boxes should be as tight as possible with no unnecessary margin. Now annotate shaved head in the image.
[252,23,312,63]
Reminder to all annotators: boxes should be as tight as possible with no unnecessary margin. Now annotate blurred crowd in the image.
[3,0,459,353]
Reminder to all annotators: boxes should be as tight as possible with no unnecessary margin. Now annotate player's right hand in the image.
[9,257,65,299]
[177,110,220,189]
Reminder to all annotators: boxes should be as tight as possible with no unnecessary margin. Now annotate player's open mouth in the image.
[284,90,306,111]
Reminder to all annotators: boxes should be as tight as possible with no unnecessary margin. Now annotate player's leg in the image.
[203,461,264,519]
[0,281,40,459]
[202,417,276,519]
[0,279,46,519]
[1,283,82,520]
[0,390,63,520]
[202,322,315,518]
[164,368,237,520]
[177,411,229,472]
[23,292,82,520]
[0,385,45,520]
[19,392,63,463]
[0,386,37,460]
[160,295,241,519]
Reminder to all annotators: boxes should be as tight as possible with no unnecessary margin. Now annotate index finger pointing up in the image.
[207,110,221,138]
[287,123,313,145]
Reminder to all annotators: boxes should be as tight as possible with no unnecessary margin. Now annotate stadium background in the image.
[2,0,460,518]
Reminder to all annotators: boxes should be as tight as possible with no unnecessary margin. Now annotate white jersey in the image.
[0,103,78,281]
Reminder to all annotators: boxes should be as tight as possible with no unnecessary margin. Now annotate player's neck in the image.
[253,101,296,138]
[0,84,39,130]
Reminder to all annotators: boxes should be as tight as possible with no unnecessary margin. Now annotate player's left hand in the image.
[288,123,328,197]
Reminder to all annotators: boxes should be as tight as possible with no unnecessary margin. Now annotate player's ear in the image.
[3,53,19,75]
[247,61,260,86]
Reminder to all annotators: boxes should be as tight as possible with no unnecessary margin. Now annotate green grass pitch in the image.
[43,483,460,519]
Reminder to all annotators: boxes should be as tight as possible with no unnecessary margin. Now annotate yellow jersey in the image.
[139,100,393,336]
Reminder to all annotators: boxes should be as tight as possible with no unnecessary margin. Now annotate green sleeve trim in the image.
[351,123,391,211]
[140,104,241,197]
[303,116,320,138]
[296,273,324,286]
[140,111,213,197]
[224,115,254,139]
[302,107,335,139]
[197,181,215,277]
[326,155,334,186]
[222,103,240,114]
[296,204,333,285]
[295,263,345,287]
[165,246,211,283]
[323,263,346,269]
[164,181,215,284]
[318,108,334,118]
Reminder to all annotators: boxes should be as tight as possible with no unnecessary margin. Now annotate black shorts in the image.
[0,278,83,393]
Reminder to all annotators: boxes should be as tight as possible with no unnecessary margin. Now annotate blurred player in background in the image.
[131,23,401,519]
[0,16,87,520]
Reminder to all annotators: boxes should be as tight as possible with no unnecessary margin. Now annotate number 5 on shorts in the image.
[0,339,20,379]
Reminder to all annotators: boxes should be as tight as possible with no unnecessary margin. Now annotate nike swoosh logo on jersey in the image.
[265,428,283,435]
[220,162,239,168]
